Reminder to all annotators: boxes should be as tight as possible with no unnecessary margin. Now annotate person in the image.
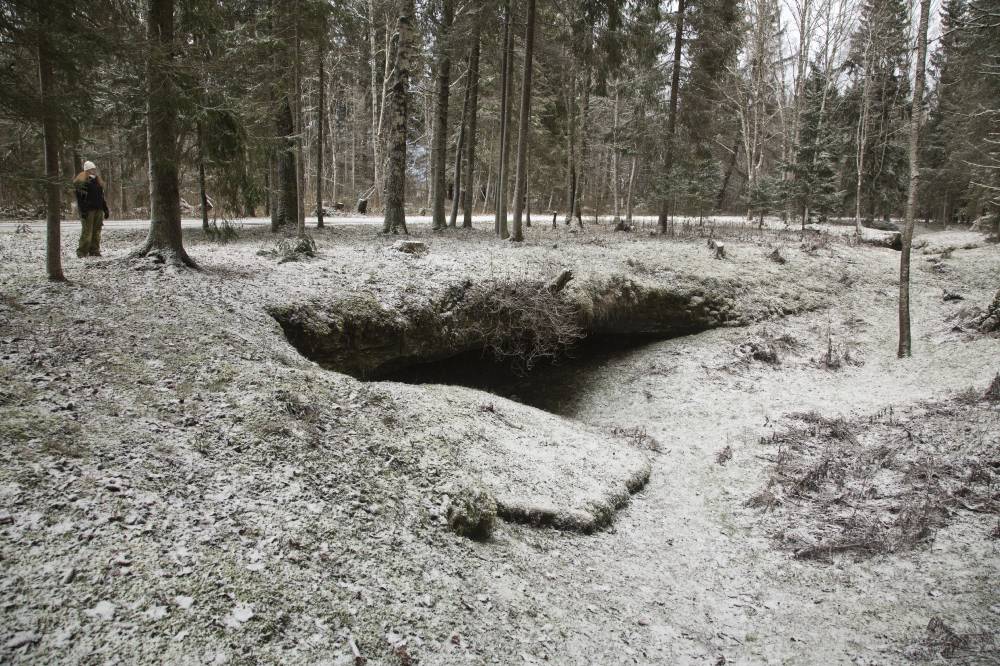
[74,160,110,257]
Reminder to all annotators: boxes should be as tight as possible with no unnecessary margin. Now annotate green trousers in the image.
[77,210,104,257]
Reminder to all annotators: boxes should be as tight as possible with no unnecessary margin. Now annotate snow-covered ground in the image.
[1,219,997,664]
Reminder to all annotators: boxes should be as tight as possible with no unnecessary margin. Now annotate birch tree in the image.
[898,0,931,357]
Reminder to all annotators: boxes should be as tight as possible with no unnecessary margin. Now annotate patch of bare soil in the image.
[748,395,999,561]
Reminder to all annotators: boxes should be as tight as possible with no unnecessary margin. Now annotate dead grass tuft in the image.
[611,426,662,453]
[800,232,832,255]
[745,485,780,510]
[985,373,1000,402]
[276,389,320,423]
[258,235,317,263]
[814,316,862,370]
[625,257,654,274]
[903,616,996,661]
[734,329,800,366]
[766,247,787,264]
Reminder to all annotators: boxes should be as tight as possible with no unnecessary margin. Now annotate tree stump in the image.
[708,238,726,259]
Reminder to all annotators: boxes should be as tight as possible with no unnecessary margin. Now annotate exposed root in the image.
[127,241,198,269]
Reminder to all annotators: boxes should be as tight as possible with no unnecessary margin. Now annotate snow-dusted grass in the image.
[1,219,997,664]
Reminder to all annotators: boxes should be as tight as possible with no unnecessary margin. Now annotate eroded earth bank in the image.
[1,220,998,664]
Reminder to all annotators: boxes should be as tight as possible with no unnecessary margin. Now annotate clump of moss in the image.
[447,482,497,541]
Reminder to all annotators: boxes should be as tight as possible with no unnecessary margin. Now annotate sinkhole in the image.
[268,275,739,413]
[375,333,667,415]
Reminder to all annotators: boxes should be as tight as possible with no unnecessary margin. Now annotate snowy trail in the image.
[0,213,814,233]
[460,241,999,664]
[0,215,429,233]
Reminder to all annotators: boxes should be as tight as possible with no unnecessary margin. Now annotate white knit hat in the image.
[83,160,97,171]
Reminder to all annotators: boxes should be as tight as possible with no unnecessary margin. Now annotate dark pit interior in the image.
[376,334,667,415]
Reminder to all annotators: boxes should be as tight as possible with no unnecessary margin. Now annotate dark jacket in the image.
[76,176,110,218]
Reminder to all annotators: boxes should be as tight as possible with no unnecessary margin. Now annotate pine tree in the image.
[682,0,742,161]
[962,0,1000,232]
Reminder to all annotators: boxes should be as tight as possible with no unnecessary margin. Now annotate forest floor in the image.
[0,215,998,664]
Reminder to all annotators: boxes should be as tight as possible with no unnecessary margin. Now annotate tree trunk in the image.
[293,7,306,237]
[658,0,685,233]
[274,95,298,231]
[564,70,576,224]
[898,0,930,358]
[511,0,536,242]
[118,131,127,215]
[268,153,277,224]
[369,0,381,208]
[37,32,65,281]
[611,83,620,224]
[717,135,739,210]
[382,0,414,234]
[462,25,481,228]
[271,1,297,232]
[496,0,514,239]
[132,0,193,266]
[625,154,637,226]
[317,26,326,229]
[525,153,531,226]
[431,0,454,230]
[573,64,590,227]
[197,121,209,231]
[854,28,874,237]
[449,57,471,228]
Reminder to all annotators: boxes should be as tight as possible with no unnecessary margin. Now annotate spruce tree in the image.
[788,67,843,225]
[922,0,971,224]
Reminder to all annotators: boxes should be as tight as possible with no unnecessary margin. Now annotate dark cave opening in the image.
[374,333,668,414]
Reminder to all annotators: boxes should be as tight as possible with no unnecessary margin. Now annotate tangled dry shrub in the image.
[972,289,1000,333]
[903,616,996,661]
[734,329,800,366]
[463,277,584,372]
[258,235,317,263]
[748,399,1000,561]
